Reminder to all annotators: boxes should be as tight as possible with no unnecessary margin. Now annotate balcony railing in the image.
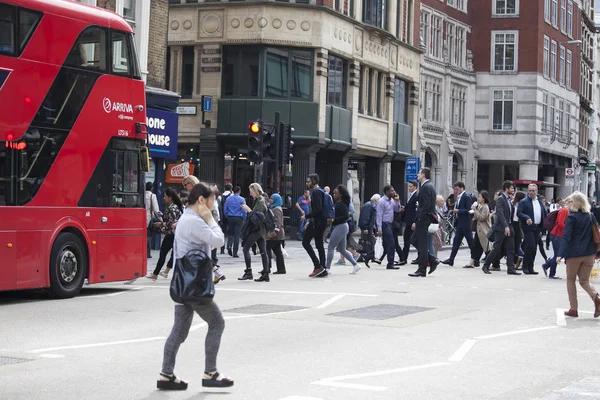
[541,123,571,149]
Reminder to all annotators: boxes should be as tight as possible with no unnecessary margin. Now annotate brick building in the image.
[418,0,478,196]
[470,0,582,200]
[167,0,422,204]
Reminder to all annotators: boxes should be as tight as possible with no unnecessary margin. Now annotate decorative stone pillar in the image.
[169,46,183,95]
[543,175,555,201]
[434,167,442,194]
[519,161,539,181]
[371,70,378,117]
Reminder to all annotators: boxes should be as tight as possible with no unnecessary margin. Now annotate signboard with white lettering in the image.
[146,108,178,159]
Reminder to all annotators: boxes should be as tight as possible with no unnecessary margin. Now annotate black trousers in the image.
[470,234,486,262]
[146,227,152,258]
[242,231,268,272]
[267,240,286,272]
[302,221,326,269]
[381,223,396,268]
[512,220,523,264]
[523,227,540,272]
[411,215,436,269]
[402,223,414,261]
[153,234,174,275]
[484,229,515,271]
[226,217,243,256]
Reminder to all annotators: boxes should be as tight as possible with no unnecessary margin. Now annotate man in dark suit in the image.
[517,184,547,275]
[409,168,439,277]
[442,181,474,266]
[482,180,521,275]
[401,180,419,262]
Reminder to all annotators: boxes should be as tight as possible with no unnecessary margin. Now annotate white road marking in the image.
[28,337,166,354]
[448,339,477,362]
[38,354,65,359]
[317,294,346,309]
[556,308,567,327]
[474,326,558,340]
[278,397,325,400]
[312,362,450,388]
[311,380,388,391]
[505,288,514,291]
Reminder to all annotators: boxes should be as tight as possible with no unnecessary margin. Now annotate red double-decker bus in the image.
[0,0,150,298]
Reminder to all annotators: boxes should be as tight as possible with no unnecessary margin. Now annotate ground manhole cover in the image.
[327,304,433,320]
[224,304,307,315]
[0,356,33,366]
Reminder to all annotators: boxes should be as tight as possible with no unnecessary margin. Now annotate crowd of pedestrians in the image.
[143,170,600,391]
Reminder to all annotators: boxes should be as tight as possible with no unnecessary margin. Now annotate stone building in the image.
[418,0,478,197]
[470,0,582,200]
[167,0,422,203]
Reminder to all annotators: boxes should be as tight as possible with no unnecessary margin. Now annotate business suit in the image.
[410,180,438,274]
[447,191,474,264]
[402,190,418,261]
[483,193,519,274]
[517,195,547,274]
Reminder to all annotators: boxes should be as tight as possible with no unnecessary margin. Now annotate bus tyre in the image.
[48,233,88,299]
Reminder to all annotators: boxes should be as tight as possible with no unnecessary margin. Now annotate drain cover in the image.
[0,356,33,366]
[327,304,433,320]
[224,304,307,315]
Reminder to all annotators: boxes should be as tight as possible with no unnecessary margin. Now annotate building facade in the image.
[167,0,421,203]
[471,0,582,200]
[418,0,477,197]
[579,0,595,196]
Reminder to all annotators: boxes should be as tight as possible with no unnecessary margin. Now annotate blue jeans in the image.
[298,219,306,238]
[428,233,435,256]
[544,235,562,277]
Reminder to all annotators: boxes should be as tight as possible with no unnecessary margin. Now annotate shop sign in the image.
[146,108,178,159]
[166,162,195,184]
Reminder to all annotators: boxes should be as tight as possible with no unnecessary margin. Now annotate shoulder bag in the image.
[170,249,215,305]
[590,214,600,252]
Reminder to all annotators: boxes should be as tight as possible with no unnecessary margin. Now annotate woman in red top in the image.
[542,205,569,279]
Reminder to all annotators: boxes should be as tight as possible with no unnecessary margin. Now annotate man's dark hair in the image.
[453,181,465,189]
[502,180,514,191]
[307,173,319,186]
[409,180,418,187]
[420,168,431,180]
[383,185,393,195]
[233,186,241,194]
[145,182,153,191]
[224,183,233,191]
[188,183,214,205]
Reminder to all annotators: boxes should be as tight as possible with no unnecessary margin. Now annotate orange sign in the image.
[166,162,195,183]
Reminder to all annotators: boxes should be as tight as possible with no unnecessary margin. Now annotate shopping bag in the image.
[591,260,600,284]
[374,237,384,260]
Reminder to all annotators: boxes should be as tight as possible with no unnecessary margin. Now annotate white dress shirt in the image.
[532,197,542,225]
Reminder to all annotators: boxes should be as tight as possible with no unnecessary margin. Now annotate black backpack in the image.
[263,208,276,232]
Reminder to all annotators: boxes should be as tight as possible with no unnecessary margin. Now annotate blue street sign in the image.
[203,95,213,113]
[405,157,420,183]
[146,108,178,159]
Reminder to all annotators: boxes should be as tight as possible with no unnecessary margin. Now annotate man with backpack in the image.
[542,200,567,279]
[219,183,233,254]
[301,173,334,278]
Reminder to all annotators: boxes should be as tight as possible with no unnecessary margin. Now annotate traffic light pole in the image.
[272,112,281,192]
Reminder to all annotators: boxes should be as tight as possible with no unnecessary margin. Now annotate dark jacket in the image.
[403,191,418,226]
[557,211,598,259]
[454,191,474,231]
[332,201,349,226]
[269,206,285,241]
[416,181,436,222]
[358,201,376,231]
[517,195,547,232]
[305,187,327,227]
[492,194,514,232]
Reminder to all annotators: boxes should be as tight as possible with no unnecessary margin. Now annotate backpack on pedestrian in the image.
[318,188,335,219]
[544,209,560,231]
[263,207,276,232]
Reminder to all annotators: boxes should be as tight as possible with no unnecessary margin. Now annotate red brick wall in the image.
[413,0,421,47]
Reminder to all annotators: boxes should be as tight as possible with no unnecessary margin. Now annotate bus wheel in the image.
[48,232,88,299]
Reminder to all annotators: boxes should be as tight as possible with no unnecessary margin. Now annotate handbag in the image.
[486,229,496,243]
[428,223,439,234]
[591,215,600,252]
[471,217,477,232]
[170,249,215,305]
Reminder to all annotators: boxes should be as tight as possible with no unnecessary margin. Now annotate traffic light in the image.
[280,123,294,166]
[263,126,276,161]
[247,120,263,163]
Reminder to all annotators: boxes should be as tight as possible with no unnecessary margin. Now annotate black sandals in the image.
[157,373,188,390]
[202,371,234,388]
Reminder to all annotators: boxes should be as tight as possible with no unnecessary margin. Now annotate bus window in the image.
[111,30,131,77]
[65,26,107,72]
[18,9,42,52]
[0,142,17,206]
[0,4,15,55]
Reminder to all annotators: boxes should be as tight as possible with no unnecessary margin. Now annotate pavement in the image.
[1,239,600,400]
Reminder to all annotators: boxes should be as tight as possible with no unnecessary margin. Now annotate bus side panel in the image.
[85,209,145,283]
[16,230,43,288]
[0,231,17,291]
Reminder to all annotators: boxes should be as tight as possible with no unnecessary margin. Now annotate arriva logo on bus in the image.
[103,97,133,114]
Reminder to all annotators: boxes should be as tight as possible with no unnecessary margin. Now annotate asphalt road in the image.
[1,239,600,400]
